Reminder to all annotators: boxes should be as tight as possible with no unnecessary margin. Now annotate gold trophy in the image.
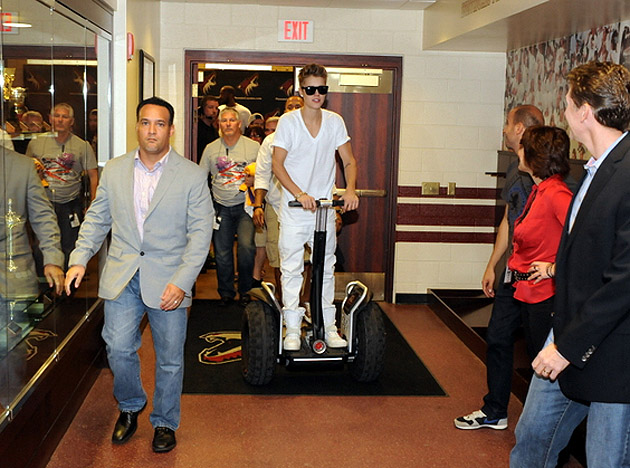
[4,198,25,335]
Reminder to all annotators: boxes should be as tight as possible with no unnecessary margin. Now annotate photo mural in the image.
[505,20,630,159]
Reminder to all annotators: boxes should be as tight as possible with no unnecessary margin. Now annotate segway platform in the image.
[241,199,386,385]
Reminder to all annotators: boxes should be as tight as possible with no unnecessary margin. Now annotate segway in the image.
[241,199,386,385]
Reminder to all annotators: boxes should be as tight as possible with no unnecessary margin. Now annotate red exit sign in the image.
[278,20,314,43]
[1,12,16,33]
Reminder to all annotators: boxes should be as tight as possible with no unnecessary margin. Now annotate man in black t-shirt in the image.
[454,105,543,431]
[197,95,219,162]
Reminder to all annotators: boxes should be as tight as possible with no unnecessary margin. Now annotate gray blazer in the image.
[0,149,64,298]
[69,149,213,309]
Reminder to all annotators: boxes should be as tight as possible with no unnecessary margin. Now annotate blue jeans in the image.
[482,281,522,420]
[102,271,187,431]
[511,373,630,467]
[213,202,255,299]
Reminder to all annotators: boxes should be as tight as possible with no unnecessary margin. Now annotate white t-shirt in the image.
[272,109,350,225]
[254,133,283,212]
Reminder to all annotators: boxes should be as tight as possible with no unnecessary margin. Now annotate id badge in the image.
[70,212,81,228]
[503,267,512,284]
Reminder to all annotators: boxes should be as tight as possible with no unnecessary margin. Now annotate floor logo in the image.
[198,331,241,365]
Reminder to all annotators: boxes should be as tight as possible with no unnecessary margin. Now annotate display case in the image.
[0,1,112,463]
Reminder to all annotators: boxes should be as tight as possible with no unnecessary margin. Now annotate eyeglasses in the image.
[301,85,329,96]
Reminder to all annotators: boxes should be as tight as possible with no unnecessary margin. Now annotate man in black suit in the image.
[511,61,630,468]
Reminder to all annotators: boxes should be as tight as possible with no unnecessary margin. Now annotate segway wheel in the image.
[349,302,386,382]
[242,301,278,385]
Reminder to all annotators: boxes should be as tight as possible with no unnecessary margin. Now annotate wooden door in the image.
[326,92,395,300]
[185,51,401,301]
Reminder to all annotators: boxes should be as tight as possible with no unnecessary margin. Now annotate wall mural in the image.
[505,20,630,159]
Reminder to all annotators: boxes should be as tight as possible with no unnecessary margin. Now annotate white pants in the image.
[278,214,336,329]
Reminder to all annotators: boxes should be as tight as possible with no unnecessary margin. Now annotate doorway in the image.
[184,51,401,302]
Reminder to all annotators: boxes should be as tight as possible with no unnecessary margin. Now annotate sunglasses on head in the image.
[301,85,329,96]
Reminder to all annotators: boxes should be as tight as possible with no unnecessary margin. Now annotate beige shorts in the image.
[264,204,280,268]
[255,226,266,248]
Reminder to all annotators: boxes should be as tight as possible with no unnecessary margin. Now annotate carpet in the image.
[183,299,446,396]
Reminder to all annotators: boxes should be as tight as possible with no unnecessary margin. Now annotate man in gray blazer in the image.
[65,97,213,453]
[1,148,64,340]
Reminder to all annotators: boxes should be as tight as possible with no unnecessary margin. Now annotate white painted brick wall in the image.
[158,3,506,296]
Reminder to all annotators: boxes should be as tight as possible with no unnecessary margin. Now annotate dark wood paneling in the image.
[395,231,495,244]
[398,186,501,200]
[327,92,393,273]
[397,203,497,226]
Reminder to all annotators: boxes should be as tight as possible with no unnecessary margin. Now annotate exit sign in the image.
[1,12,18,34]
[278,20,314,43]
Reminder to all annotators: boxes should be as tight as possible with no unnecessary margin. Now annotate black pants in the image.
[481,281,523,420]
[519,296,554,363]
[53,197,84,269]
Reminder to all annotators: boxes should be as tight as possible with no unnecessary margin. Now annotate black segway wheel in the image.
[349,302,386,382]
[242,301,278,385]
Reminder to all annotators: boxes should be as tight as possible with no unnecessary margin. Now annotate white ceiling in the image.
[181,0,436,9]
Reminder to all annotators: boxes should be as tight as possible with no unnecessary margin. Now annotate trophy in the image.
[5,198,24,272]
[2,67,15,102]
[2,68,27,133]
[4,198,25,335]
[10,86,27,117]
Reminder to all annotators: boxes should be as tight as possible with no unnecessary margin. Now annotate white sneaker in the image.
[283,333,301,351]
[454,410,508,430]
[325,330,347,348]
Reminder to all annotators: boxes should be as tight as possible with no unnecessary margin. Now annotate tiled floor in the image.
[45,268,581,467]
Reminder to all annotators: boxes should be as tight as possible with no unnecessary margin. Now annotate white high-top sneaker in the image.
[283,331,301,351]
[322,307,347,348]
[325,325,348,348]
[283,308,305,351]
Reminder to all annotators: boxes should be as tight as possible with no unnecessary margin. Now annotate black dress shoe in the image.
[218,296,234,307]
[238,294,251,307]
[152,427,176,453]
[112,404,146,444]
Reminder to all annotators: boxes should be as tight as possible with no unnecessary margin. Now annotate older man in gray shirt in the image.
[27,102,98,267]
[200,107,259,306]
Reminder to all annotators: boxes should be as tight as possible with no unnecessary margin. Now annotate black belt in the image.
[512,271,530,282]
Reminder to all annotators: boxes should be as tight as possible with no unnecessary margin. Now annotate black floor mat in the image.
[183,299,446,396]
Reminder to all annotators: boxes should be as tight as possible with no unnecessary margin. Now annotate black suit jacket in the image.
[554,133,630,403]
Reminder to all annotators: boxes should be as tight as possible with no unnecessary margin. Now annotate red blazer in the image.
[508,174,572,304]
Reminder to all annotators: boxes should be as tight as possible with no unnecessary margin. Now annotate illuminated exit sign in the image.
[278,20,314,43]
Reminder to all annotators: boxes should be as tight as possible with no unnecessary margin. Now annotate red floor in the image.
[45,303,521,468]
[45,269,582,467]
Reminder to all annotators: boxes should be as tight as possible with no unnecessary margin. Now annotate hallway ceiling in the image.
[182,0,436,9]
[424,0,630,51]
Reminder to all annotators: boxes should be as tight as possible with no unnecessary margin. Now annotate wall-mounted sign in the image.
[278,20,313,43]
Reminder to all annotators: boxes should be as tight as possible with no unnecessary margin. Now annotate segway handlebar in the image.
[288,199,345,208]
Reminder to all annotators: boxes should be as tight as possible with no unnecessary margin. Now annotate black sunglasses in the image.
[301,85,329,96]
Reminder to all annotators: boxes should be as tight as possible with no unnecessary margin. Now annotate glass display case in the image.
[0,0,111,433]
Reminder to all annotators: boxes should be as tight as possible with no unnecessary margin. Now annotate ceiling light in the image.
[3,22,32,28]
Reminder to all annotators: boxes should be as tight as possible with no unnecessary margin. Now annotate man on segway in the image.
[271,63,359,351]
